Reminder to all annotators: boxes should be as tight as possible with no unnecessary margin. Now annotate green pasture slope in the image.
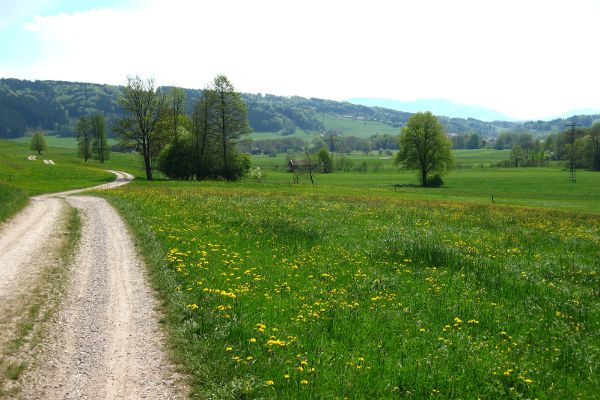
[250,113,399,141]
[9,134,118,149]
[316,113,399,138]
[97,150,600,398]
[0,138,142,222]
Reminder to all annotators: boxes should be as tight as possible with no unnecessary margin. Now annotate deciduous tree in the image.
[30,131,47,155]
[115,75,167,180]
[191,87,216,179]
[90,113,109,163]
[317,147,333,173]
[76,117,92,162]
[393,112,454,186]
[212,75,251,180]
[168,87,186,144]
[588,122,600,171]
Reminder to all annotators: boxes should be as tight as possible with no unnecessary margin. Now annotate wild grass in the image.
[8,134,117,149]
[0,140,113,194]
[0,139,145,221]
[2,137,599,398]
[102,182,600,399]
[0,183,27,223]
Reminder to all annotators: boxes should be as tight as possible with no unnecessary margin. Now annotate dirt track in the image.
[0,197,64,311]
[0,171,181,399]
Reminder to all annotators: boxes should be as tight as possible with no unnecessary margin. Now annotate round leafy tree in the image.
[394,112,454,186]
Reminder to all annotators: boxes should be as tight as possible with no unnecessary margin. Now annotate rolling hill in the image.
[1,78,599,142]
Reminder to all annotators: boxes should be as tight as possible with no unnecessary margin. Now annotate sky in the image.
[1,0,599,120]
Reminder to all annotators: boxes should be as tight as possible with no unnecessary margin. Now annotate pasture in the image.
[1,139,599,398]
[101,179,600,399]
[0,139,143,222]
[249,112,399,140]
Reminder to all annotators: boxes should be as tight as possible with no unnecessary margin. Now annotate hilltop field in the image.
[1,138,599,398]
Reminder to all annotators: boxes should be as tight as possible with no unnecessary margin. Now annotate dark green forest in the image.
[2,78,599,147]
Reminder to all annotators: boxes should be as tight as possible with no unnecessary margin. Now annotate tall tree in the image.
[169,87,186,144]
[212,75,251,180]
[90,113,109,163]
[115,75,167,180]
[510,144,525,167]
[393,112,454,187]
[191,87,216,179]
[317,147,333,172]
[588,122,600,171]
[466,133,481,149]
[30,131,47,155]
[76,116,92,162]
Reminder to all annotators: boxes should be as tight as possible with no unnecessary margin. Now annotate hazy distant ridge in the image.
[347,98,514,122]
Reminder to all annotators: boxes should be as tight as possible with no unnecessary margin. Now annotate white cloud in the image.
[0,0,53,30]
[8,0,600,119]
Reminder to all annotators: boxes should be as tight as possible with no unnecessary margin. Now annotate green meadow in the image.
[100,179,600,399]
[1,139,599,398]
[315,113,400,138]
[0,138,143,222]
[8,134,118,150]
[249,112,399,140]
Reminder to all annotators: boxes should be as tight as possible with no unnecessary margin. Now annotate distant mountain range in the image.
[347,98,515,122]
[348,98,600,123]
[557,108,600,119]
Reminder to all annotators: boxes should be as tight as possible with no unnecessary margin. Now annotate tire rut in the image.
[24,196,179,399]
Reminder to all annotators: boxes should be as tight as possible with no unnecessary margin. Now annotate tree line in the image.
[492,125,600,170]
[114,75,251,181]
[246,133,400,156]
[544,123,600,171]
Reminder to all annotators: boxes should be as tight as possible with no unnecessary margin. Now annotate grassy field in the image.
[100,180,600,399]
[316,113,399,138]
[249,113,399,140]
[1,138,599,398]
[0,138,145,222]
[9,134,117,149]
[250,152,598,214]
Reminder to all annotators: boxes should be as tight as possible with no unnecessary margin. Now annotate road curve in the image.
[0,171,134,308]
[0,171,181,399]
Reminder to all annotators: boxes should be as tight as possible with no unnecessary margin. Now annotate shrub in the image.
[158,142,195,180]
[317,148,333,173]
[227,153,251,180]
[426,174,444,187]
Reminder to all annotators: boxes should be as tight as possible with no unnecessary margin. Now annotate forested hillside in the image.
[1,78,599,141]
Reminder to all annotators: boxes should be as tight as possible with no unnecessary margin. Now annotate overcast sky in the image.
[1,0,599,120]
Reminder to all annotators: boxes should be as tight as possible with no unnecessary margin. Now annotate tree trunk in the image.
[143,146,153,180]
[421,169,427,187]
[221,107,229,180]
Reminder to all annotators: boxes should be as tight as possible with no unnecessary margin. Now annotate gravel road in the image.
[0,171,181,399]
